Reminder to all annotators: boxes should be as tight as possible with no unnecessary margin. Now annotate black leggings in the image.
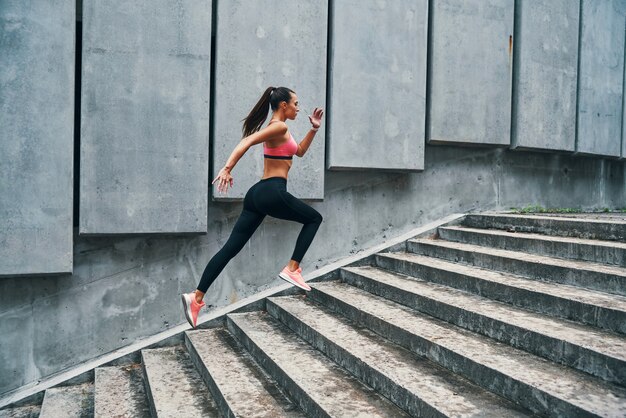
[197,177,323,293]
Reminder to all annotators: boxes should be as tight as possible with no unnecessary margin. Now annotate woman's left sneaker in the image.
[278,266,311,291]
[181,292,205,329]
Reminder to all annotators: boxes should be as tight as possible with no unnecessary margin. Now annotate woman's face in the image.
[282,93,300,120]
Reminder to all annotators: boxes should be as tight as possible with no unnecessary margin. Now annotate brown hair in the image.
[241,86,294,138]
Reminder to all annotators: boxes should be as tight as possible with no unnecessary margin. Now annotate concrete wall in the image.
[428,0,514,146]
[1,145,624,396]
[576,0,626,157]
[0,0,75,276]
[80,1,211,233]
[3,0,626,399]
[212,0,327,200]
[327,0,427,170]
[511,0,580,152]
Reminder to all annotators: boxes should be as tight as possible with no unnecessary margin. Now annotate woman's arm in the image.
[213,122,288,193]
[296,107,324,158]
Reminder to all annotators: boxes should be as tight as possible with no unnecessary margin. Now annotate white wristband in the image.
[311,126,319,132]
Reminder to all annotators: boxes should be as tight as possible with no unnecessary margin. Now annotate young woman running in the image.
[181,86,324,328]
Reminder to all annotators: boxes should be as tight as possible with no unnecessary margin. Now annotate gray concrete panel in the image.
[576,0,626,157]
[80,1,211,233]
[327,0,427,170]
[429,0,514,146]
[212,1,327,200]
[511,0,580,152]
[0,0,74,275]
[623,17,626,159]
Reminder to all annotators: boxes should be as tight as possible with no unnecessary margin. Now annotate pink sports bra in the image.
[264,122,298,160]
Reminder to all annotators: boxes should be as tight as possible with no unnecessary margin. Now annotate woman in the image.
[181,86,324,328]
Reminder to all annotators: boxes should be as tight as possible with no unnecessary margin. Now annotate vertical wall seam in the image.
[509,0,521,149]
[324,0,333,170]
[424,0,434,144]
[574,0,584,154]
[73,0,82,231]
[208,0,218,207]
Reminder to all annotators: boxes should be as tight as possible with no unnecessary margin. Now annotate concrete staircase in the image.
[2,213,625,417]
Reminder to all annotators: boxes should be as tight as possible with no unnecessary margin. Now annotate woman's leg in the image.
[260,188,323,266]
[196,208,265,297]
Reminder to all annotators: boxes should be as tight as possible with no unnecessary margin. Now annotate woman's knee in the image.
[312,210,323,225]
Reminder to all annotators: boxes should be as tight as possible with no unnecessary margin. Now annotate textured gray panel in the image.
[429,0,514,146]
[0,0,74,275]
[327,0,427,170]
[577,0,626,157]
[80,1,211,233]
[511,0,580,151]
[212,0,327,200]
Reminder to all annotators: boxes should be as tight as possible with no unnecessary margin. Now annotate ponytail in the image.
[241,86,295,138]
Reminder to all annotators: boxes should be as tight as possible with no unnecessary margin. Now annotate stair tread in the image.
[441,225,626,249]
[94,364,150,418]
[187,328,304,418]
[409,238,626,276]
[378,251,626,312]
[228,311,410,417]
[39,383,93,418]
[473,212,626,226]
[0,404,41,418]
[343,266,626,362]
[142,346,219,417]
[268,295,532,417]
[313,280,626,415]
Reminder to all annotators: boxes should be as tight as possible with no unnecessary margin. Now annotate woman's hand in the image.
[308,107,324,129]
[212,167,233,194]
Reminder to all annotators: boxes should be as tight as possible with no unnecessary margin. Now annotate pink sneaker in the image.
[181,292,205,329]
[278,266,311,291]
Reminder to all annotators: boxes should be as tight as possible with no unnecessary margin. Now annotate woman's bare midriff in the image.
[261,158,292,180]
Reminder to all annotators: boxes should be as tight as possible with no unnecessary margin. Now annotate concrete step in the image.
[339,265,626,387]
[375,251,626,335]
[463,213,626,241]
[226,311,410,418]
[185,328,304,418]
[141,346,220,418]
[308,280,626,417]
[94,364,150,418]
[266,295,533,417]
[439,225,626,266]
[39,382,93,418]
[407,237,626,296]
[0,404,41,418]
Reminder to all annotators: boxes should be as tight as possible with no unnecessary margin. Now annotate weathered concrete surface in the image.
[212,0,327,200]
[141,346,219,417]
[1,146,624,397]
[511,0,580,151]
[267,296,531,417]
[407,237,626,296]
[80,1,211,233]
[438,225,626,266]
[39,383,93,418]
[341,265,626,386]
[310,280,626,417]
[464,212,626,241]
[227,312,410,417]
[327,0,427,170]
[375,251,626,335]
[577,0,626,157]
[428,0,514,146]
[0,0,74,275]
[94,364,150,418]
[186,328,304,417]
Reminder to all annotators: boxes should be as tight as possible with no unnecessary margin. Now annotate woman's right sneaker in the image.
[181,292,205,329]
[278,266,311,291]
